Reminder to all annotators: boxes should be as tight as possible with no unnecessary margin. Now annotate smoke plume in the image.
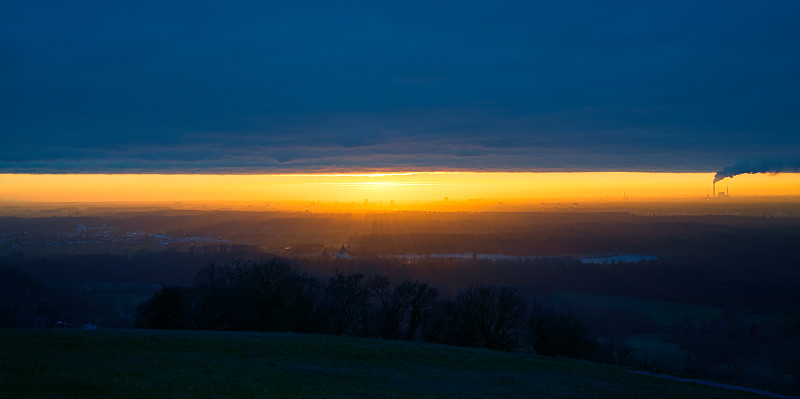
[714,161,800,183]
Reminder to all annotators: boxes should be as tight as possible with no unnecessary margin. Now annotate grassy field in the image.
[0,329,767,398]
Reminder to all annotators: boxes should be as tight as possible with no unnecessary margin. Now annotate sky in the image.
[3,172,800,203]
[1,0,799,175]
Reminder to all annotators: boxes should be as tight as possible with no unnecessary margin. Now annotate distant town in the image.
[0,223,230,251]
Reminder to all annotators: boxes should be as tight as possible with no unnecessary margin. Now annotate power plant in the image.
[711,160,800,199]
[711,181,729,198]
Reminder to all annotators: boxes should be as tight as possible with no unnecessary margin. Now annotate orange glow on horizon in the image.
[1,172,799,204]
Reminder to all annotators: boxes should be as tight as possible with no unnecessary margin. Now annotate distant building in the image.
[337,245,350,259]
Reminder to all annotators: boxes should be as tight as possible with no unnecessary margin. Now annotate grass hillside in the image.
[0,329,766,398]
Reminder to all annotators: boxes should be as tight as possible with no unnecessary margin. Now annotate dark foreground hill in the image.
[0,329,770,398]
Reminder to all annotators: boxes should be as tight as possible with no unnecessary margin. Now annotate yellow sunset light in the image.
[1,172,799,204]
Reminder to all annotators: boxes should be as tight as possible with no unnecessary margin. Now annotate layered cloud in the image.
[1,1,799,173]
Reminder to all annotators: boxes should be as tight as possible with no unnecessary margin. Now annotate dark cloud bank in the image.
[1,1,799,174]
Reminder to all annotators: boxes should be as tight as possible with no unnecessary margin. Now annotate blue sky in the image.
[1,1,798,173]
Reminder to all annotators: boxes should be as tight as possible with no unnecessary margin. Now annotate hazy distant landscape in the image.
[2,199,799,396]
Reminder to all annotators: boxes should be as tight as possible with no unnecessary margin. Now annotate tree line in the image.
[135,257,596,358]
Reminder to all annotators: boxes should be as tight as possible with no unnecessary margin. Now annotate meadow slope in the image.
[0,329,770,398]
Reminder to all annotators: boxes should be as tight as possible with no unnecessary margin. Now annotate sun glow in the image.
[1,172,799,206]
